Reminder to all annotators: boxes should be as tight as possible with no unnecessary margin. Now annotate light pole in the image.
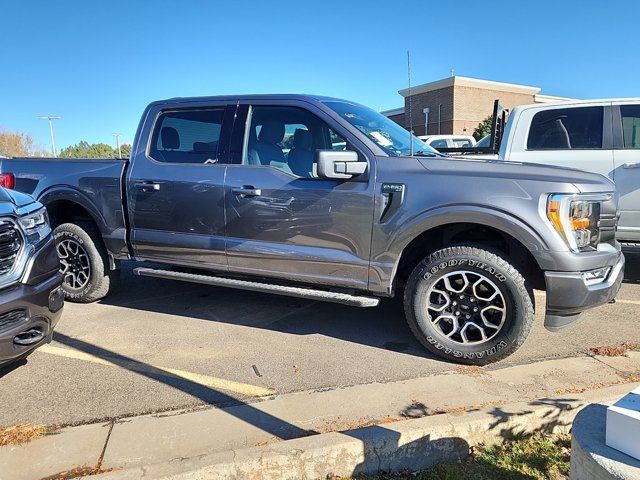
[38,115,60,157]
[112,133,123,158]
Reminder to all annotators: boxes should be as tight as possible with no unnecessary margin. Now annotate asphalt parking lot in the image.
[1,252,639,428]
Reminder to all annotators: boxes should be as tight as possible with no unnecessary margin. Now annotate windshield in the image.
[323,101,438,157]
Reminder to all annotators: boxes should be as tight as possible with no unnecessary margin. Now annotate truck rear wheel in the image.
[404,245,534,365]
[54,222,112,303]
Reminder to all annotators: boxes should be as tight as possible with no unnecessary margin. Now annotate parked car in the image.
[418,134,476,150]
[0,186,63,367]
[0,95,624,364]
[484,99,640,247]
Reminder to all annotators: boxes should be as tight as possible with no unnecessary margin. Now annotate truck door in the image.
[612,103,640,242]
[126,102,235,269]
[223,101,375,290]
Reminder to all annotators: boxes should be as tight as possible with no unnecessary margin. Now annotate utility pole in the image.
[112,133,123,159]
[38,115,60,157]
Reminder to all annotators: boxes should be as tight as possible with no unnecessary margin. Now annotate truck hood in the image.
[0,188,38,215]
[419,156,616,194]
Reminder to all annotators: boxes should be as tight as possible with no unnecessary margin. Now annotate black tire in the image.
[404,246,534,365]
[54,222,112,303]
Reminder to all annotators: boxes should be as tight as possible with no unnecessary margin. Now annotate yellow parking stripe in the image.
[38,344,275,397]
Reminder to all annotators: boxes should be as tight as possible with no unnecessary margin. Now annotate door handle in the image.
[232,186,262,197]
[623,162,640,169]
[134,182,161,192]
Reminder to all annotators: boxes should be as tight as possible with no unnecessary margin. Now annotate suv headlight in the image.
[546,194,610,252]
[18,208,51,245]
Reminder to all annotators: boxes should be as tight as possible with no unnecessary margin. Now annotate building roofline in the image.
[534,94,576,103]
[398,76,542,97]
[381,107,404,116]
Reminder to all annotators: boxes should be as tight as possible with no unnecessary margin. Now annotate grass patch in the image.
[343,433,571,480]
[0,424,51,447]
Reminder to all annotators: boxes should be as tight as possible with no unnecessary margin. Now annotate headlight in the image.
[18,208,51,245]
[546,194,610,252]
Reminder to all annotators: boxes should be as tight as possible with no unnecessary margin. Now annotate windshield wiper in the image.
[412,150,437,157]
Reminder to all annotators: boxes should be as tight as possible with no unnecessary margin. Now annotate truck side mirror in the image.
[316,150,366,180]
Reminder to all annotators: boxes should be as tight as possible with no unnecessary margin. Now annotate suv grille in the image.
[0,309,26,330]
[0,222,22,276]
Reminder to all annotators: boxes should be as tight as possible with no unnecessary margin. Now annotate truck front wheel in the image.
[54,222,112,303]
[404,246,534,365]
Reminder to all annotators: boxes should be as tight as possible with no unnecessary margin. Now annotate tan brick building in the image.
[382,76,572,137]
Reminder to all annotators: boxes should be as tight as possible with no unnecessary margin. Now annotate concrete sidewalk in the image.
[3,352,639,479]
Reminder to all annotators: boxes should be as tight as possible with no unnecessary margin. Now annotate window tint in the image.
[527,106,603,150]
[243,106,350,178]
[620,105,640,148]
[149,109,224,164]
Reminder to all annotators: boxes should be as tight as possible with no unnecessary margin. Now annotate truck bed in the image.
[0,156,128,257]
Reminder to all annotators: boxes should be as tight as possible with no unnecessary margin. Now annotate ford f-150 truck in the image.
[0,187,63,367]
[0,95,625,364]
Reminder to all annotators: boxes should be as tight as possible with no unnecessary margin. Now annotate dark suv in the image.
[0,186,63,367]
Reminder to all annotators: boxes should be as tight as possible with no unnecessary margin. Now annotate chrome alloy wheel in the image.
[426,270,507,345]
[57,238,91,290]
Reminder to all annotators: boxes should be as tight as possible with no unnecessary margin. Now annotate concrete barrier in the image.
[570,404,640,479]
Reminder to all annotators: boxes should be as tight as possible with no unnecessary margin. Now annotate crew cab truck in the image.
[495,99,640,247]
[0,95,625,364]
[0,188,63,367]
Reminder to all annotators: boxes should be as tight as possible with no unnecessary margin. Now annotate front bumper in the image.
[544,253,625,331]
[0,238,64,368]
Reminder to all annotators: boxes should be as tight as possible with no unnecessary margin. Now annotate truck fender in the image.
[37,186,110,235]
[372,205,552,295]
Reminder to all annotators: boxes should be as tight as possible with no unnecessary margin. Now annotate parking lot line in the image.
[38,344,275,397]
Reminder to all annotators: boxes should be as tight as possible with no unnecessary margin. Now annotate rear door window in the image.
[527,106,604,150]
[149,108,224,164]
[620,105,640,148]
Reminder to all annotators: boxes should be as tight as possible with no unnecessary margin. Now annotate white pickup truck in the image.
[481,99,640,246]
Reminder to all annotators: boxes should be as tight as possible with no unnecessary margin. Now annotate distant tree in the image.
[59,141,116,158]
[0,129,48,157]
[473,115,493,141]
[118,143,132,159]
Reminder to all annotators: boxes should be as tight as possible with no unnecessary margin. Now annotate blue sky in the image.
[1,0,637,152]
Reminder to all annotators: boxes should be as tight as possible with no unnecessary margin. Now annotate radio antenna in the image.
[407,50,414,156]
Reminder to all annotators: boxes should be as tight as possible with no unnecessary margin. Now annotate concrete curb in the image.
[98,383,635,480]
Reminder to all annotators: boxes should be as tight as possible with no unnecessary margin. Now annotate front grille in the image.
[0,222,22,276]
[0,309,26,330]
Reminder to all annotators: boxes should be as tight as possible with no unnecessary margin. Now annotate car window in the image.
[149,108,224,164]
[243,106,350,178]
[430,139,448,149]
[452,138,473,148]
[527,106,603,150]
[620,105,640,148]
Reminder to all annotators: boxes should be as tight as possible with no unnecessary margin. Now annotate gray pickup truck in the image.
[0,95,625,364]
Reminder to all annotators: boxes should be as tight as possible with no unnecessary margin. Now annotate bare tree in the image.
[0,129,48,157]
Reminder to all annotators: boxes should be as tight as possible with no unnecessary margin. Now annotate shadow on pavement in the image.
[98,262,438,361]
[54,331,314,439]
